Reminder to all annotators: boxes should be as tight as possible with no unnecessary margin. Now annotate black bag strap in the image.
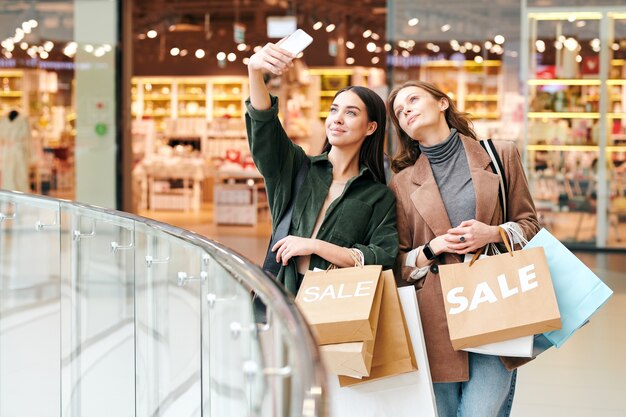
[480,139,507,220]
[262,158,310,276]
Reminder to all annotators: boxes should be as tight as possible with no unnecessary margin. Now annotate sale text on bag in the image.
[447,264,539,314]
[300,281,375,302]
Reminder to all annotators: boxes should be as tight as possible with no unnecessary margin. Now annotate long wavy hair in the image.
[321,86,387,184]
[388,81,477,173]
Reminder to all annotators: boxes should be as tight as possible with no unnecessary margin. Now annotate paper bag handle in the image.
[468,227,513,267]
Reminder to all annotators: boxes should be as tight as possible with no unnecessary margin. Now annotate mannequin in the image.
[0,109,32,192]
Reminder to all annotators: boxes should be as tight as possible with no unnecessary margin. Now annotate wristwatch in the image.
[422,240,437,261]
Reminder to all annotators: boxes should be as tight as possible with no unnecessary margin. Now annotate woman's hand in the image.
[247,40,295,75]
[444,219,501,255]
[272,235,317,265]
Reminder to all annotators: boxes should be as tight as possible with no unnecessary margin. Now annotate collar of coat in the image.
[408,134,501,236]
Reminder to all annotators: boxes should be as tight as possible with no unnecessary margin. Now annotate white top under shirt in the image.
[297,180,347,275]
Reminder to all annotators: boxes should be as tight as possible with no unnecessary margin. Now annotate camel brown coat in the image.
[389,135,540,383]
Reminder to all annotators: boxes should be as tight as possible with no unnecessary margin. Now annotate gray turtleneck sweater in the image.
[419,129,476,228]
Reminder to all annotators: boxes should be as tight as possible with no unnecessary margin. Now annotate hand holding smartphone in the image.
[279,29,313,56]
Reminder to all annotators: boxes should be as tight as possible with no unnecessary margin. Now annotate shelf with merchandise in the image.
[0,70,26,114]
[522,9,626,246]
[422,60,503,121]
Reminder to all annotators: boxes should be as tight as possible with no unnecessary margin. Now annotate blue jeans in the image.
[433,353,517,417]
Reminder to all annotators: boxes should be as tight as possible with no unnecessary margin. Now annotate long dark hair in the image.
[388,81,477,173]
[321,86,387,184]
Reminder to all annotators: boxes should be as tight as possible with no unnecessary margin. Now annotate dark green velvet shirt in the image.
[245,95,398,295]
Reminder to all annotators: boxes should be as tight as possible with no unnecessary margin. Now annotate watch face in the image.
[423,243,435,261]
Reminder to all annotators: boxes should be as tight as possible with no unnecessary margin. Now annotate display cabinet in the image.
[522,8,626,247]
[0,70,26,115]
[131,76,248,131]
[307,68,373,119]
[422,60,503,120]
[213,170,267,225]
[208,77,247,119]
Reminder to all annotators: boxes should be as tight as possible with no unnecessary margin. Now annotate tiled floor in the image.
[142,206,626,417]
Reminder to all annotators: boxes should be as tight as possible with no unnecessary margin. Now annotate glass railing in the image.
[0,190,327,417]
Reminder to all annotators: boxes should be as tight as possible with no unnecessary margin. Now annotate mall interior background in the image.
[0,0,626,250]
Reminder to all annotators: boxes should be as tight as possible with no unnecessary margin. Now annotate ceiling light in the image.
[237,43,247,51]
[170,47,180,56]
[401,50,410,57]
[40,50,49,59]
[612,43,620,51]
[408,18,419,27]
[43,41,54,52]
[243,57,250,65]
[346,57,355,65]
[441,24,451,32]
[147,30,157,39]
[564,37,578,51]
[484,41,493,49]
[362,29,372,38]
[384,43,391,51]
[366,42,376,52]
[20,42,28,50]
[576,21,586,28]
[371,33,380,40]
[576,54,582,62]
[180,49,188,57]
[227,53,236,62]
[371,56,380,64]
[28,19,38,28]
[494,35,505,44]
[195,49,205,58]
[346,41,355,49]
[325,24,335,32]
[313,21,323,30]
[474,56,483,63]
[536,40,546,53]
[472,45,481,53]
[216,51,226,60]
[84,44,94,53]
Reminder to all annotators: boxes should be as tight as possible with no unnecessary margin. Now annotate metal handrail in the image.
[0,190,327,417]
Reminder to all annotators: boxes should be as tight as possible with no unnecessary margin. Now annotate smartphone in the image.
[280,29,313,56]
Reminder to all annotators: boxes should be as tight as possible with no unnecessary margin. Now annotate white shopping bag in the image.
[459,253,535,358]
[328,286,438,417]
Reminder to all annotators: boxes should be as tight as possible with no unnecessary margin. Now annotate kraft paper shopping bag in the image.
[328,286,437,417]
[439,246,561,350]
[460,253,534,358]
[525,228,613,347]
[319,273,385,377]
[319,339,374,378]
[295,265,384,345]
[338,270,417,386]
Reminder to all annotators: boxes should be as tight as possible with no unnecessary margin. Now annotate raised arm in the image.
[247,41,294,111]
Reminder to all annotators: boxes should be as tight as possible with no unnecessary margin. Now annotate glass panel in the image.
[134,223,203,416]
[526,13,602,244]
[203,252,264,416]
[608,13,626,247]
[0,195,61,417]
[59,204,134,417]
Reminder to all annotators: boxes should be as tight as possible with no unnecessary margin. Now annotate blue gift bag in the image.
[525,228,613,348]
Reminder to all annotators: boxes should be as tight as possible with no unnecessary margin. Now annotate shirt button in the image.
[430,265,439,274]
